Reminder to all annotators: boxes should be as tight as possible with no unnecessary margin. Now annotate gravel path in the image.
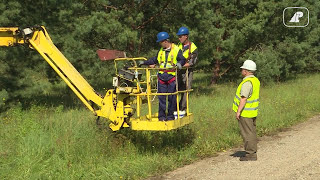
[151,115,320,180]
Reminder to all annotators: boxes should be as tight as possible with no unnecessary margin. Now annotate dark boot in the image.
[240,153,257,161]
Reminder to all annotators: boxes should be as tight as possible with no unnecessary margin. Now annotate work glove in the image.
[137,60,145,67]
[176,63,182,69]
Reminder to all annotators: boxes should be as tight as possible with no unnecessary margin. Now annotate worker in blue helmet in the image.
[140,32,186,121]
[176,27,198,115]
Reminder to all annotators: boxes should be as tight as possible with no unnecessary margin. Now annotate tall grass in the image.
[1,73,320,179]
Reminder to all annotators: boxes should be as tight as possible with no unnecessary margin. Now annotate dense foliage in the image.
[0,0,319,108]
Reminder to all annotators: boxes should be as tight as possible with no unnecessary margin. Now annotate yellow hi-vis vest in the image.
[233,76,260,118]
[178,42,197,61]
[157,43,180,75]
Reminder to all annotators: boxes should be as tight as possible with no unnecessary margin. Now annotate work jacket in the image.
[178,42,197,62]
[144,43,185,82]
[157,43,180,76]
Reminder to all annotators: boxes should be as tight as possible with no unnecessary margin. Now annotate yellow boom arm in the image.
[0,26,103,111]
[0,26,129,130]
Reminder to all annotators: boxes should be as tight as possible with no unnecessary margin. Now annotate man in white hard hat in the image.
[233,60,260,161]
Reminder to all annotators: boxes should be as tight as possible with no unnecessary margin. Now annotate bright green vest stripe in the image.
[235,95,259,103]
[232,77,260,118]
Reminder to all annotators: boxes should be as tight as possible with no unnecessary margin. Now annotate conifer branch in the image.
[135,1,170,30]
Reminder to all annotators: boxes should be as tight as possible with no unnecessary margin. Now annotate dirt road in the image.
[152,115,320,180]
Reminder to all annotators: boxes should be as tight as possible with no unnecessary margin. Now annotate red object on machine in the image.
[96,49,126,61]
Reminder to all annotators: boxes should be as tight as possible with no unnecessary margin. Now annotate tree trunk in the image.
[211,46,222,85]
[211,58,221,85]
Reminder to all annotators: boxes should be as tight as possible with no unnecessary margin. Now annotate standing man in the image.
[141,32,185,121]
[176,27,198,114]
[233,60,260,161]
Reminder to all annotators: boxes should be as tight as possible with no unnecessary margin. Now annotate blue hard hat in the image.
[176,27,189,36]
[156,32,170,42]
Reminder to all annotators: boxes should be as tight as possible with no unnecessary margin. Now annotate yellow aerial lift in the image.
[0,26,193,131]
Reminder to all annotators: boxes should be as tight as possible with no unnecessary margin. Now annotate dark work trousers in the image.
[238,116,258,154]
[158,79,177,120]
[178,70,193,111]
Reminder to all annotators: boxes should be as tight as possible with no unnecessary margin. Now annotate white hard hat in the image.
[240,60,256,71]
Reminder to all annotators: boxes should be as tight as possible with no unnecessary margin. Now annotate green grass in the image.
[1,73,320,179]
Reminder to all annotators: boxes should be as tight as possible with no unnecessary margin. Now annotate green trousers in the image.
[238,116,257,154]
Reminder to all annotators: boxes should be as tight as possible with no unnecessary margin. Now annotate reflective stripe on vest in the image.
[232,76,260,118]
[178,42,197,60]
[157,43,179,75]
